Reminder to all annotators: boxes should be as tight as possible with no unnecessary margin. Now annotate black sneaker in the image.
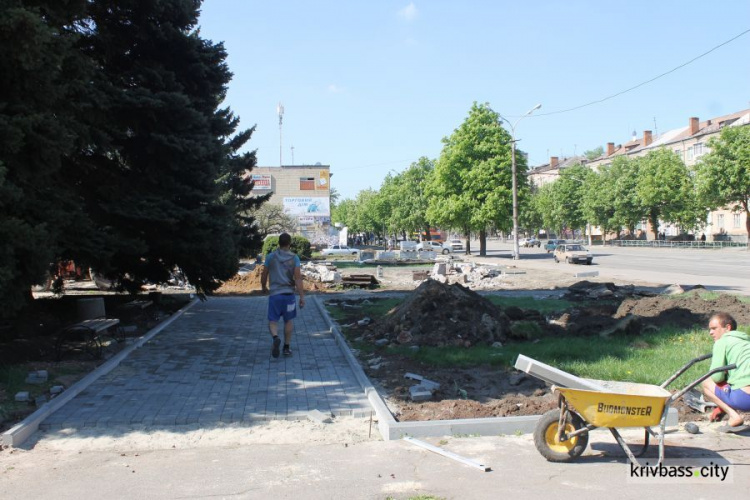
[283,345,292,357]
[272,336,281,358]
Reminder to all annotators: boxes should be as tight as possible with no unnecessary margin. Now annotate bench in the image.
[55,318,121,360]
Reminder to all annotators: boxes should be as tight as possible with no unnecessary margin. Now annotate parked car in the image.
[321,245,359,256]
[448,239,465,252]
[520,237,541,248]
[416,241,451,254]
[553,243,593,265]
[544,239,566,253]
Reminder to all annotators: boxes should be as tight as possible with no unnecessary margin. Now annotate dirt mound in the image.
[215,267,265,294]
[615,292,750,329]
[397,393,557,420]
[367,279,510,347]
[215,266,329,295]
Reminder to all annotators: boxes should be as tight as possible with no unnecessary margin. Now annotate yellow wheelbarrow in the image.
[519,354,735,464]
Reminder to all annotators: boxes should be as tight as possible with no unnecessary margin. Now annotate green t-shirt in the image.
[710,330,750,388]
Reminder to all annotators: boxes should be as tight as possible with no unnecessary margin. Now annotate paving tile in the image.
[40,297,372,431]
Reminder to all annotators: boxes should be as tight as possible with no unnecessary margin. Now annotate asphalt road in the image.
[467,239,750,295]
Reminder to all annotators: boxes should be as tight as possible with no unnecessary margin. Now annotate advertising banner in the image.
[283,197,330,216]
[317,170,330,190]
[250,174,272,190]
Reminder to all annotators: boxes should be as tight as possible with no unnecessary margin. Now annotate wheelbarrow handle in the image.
[669,363,737,402]
[660,353,713,388]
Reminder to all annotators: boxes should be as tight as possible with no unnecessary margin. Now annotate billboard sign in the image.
[250,174,272,190]
[283,197,330,216]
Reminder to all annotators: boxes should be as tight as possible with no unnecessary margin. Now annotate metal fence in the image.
[604,240,747,249]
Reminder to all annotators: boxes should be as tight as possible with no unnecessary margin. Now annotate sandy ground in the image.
[14,416,380,453]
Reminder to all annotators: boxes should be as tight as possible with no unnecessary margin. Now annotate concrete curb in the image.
[2,298,200,447]
[314,295,678,440]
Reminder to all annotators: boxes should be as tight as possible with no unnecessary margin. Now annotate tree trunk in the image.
[479,229,487,256]
[745,202,750,249]
[464,228,471,254]
[650,210,659,240]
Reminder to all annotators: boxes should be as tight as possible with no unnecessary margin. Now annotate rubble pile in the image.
[301,262,342,284]
[429,262,504,290]
[363,279,510,347]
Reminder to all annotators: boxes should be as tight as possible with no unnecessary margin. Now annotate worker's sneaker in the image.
[283,345,292,357]
[271,336,281,358]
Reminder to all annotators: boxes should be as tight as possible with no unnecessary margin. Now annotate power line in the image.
[532,28,750,117]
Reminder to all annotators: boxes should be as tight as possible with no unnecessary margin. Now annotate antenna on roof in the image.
[277,102,284,166]
[653,117,658,137]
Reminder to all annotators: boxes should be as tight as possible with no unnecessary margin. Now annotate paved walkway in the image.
[41,296,372,430]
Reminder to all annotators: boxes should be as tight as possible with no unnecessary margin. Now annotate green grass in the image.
[325,296,724,387]
[1,363,92,425]
[388,325,716,386]
[485,295,583,313]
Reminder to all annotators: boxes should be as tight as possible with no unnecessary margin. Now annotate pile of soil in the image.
[214,267,265,295]
[214,266,330,295]
[615,292,750,328]
[364,280,510,347]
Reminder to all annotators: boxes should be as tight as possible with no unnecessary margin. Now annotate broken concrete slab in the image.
[662,284,686,295]
[307,409,333,424]
[25,370,48,384]
[418,379,440,391]
[409,386,433,401]
[15,392,30,402]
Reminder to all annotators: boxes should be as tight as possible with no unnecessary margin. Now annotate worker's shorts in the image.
[268,293,297,322]
[715,384,750,411]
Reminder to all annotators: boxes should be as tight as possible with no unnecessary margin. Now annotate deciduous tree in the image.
[695,125,750,240]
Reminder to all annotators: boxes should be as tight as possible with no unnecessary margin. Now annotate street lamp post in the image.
[500,104,542,260]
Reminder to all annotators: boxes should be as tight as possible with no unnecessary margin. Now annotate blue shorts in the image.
[715,384,750,411]
[268,294,297,322]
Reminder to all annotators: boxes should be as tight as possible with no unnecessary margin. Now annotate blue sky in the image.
[198,1,750,200]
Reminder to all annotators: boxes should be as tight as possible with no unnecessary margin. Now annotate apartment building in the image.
[531,108,750,241]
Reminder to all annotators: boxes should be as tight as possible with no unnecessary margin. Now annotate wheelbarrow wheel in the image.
[534,409,589,462]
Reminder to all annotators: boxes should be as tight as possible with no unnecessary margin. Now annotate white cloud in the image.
[398,2,418,21]
[328,84,344,94]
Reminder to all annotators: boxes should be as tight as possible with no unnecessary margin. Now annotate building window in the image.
[686,147,694,161]
[734,213,741,228]
[717,214,724,229]
[299,177,315,190]
[674,149,682,159]
[694,143,703,158]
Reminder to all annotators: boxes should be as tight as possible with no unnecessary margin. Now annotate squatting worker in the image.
[701,312,750,432]
[260,233,305,358]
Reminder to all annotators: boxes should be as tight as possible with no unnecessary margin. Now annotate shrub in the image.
[262,235,312,259]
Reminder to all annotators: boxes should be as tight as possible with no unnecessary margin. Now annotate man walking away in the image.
[261,233,305,358]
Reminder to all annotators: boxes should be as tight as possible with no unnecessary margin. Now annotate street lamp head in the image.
[526,104,542,116]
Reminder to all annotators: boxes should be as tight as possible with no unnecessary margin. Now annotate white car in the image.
[448,239,465,252]
[416,241,451,254]
[321,245,359,256]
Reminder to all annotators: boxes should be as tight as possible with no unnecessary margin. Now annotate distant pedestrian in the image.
[261,233,305,358]
[701,233,707,242]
